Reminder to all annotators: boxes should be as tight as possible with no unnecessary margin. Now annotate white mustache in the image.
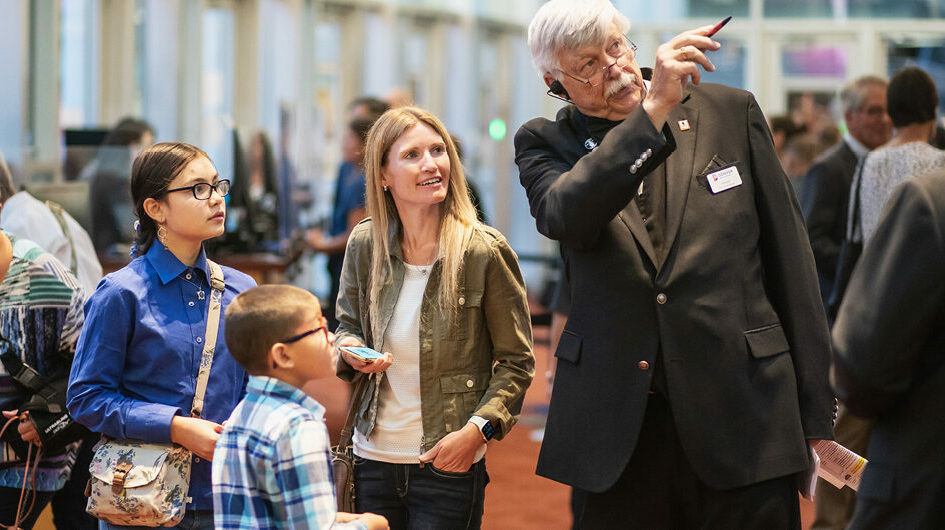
[604,71,637,99]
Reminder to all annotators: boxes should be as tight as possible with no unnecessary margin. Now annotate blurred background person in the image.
[84,117,155,255]
[856,67,944,242]
[225,130,280,253]
[781,134,819,196]
[306,116,373,329]
[800,76,891,314]
[349,96,391,123]
[832,169,945,529]
[769,114,807,160]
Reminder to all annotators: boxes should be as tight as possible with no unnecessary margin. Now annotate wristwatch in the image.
[468,416,495,441]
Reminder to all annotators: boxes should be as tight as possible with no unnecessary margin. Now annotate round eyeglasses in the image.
[557,36,638,88]
[165,179,231,200]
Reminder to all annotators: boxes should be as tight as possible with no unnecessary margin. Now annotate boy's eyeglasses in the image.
[165,179,231,200]
[280,317,329,344]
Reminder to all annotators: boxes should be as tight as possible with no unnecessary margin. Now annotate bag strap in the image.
[190,260,226,418]
[336,375,369,452]
[44,200,78,277]
[847,153,868,242]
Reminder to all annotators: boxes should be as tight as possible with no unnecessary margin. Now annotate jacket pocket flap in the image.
[440,373,489,393]
[744,324,789,358]
[857,463,894,502]
[460,290,483,308]
[555,330,582,364]
[89,441,177,488]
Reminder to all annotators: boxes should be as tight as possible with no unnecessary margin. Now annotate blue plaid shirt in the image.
[213,376,366,529]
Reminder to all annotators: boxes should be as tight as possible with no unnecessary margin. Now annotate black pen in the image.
[705,15,732,38]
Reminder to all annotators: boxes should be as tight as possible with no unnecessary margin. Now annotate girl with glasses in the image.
[67,142,256,530]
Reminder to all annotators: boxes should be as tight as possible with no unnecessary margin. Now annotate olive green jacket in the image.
[335,219,534,451]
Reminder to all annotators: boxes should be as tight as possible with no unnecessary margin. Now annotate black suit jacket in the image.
[514,84,834,492]
[832,170,945,529]
[800,140,858,303]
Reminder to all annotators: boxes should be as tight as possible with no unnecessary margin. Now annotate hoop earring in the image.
[157,225,168,246]
[382,185,389,192]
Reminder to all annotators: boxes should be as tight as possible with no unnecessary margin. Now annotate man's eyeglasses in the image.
[557,36,637,88]
[165,179,231,200]
[280,317,329,344]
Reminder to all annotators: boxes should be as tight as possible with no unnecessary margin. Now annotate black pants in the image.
[52,435,99,529]
[0,486,55,529]
[579,394,801,529]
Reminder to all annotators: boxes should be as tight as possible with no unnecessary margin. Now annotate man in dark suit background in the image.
[514,1,835,527]
[832,169,945,529]
[800,75,891,530]
[800,75,891,311]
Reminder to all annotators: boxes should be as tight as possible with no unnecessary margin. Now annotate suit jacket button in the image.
[638,360,650,370]
[656,293,667,304]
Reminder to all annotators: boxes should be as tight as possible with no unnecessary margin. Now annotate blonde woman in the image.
[334,107,534,529]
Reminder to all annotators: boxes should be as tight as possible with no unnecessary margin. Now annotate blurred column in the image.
[100,0,135,125]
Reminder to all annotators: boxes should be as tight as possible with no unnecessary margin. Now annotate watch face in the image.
[482,422,495,440]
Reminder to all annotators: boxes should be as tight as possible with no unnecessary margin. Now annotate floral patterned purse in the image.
[84,261,225,527]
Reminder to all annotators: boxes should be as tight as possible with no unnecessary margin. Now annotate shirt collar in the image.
[246,376,325,415]
[844,133,871,158]
[144,242,210,285]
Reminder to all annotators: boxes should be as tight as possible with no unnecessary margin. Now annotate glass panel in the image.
[781,43,849,77]
[686,0,750,18]
[60,0,99,128]
[201,8,234,190]
[703,37,747,89]
[887,38,945,112]
[850,0,945,18]
[764,0,832,17]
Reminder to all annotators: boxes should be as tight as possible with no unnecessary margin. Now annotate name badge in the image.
[706,165,742,194]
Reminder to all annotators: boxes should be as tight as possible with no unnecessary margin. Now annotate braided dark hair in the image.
[130,142,209,257]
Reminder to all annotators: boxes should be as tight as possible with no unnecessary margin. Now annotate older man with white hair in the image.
[515,1,836,527]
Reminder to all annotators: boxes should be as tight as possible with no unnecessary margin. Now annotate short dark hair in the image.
[887,67,938,128]
[104,117,155,147]
[348,117,375,145]
[224,285,320,375]
[349,97,391,121]
[0,152,15,205]
[130,142,209,256]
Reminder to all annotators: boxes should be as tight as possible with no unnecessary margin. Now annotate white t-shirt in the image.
[1,191,103,294]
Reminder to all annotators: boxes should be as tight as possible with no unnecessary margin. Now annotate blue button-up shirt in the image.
[67,243,256,509]
[213,376,366,529]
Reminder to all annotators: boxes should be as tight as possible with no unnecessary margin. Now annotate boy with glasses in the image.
[212,285,388,529]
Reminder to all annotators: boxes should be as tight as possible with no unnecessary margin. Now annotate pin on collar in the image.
[584,138,598,151]
[677,119,690,131]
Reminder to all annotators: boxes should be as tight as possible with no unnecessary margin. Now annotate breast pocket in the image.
[442,289,483,342]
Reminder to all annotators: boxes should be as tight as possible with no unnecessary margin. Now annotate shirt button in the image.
[656,293,667,304]
[466,379,474,388]
[458,297,466,306]
[194,457,200,463]
[186,273,192,280]
[188,301,194,307]
[638,360,650,370]
[196,337,202,343]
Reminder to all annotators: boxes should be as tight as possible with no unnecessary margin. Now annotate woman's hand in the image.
[337,336,393,373]
[170,416,224,461]
[418,423,485,473]
[2,410,41,447]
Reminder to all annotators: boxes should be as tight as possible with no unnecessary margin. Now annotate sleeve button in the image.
[638,361,650,370]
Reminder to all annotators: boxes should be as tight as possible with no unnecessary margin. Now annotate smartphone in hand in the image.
[340,346,385,363]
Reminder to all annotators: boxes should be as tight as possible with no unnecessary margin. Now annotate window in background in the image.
[686,0,750,18]
[135,0,180,142]
[887,39,945,111]
[201,7,235,188]
[850,0,945,18]
[781,42,848,77]
[399,16,433,108]
[60,0,99,128]
[764,0,832,17]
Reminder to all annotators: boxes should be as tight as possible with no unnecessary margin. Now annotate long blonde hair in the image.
[363,107,482,327]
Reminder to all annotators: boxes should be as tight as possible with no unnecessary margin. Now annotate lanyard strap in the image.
[190,260,226,418]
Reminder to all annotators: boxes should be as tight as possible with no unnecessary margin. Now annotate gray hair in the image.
[527,0,631,75]
[839,75,887,114]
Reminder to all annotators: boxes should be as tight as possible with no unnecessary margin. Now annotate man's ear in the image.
[543,73,556,90]
[142,197,166,225]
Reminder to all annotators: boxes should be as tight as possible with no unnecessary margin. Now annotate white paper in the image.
[812,440,867,492]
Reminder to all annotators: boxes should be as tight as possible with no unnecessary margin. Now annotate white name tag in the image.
[706,165,742,194]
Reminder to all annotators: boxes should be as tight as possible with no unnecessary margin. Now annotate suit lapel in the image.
[660,98,699,276]
[618,202,659,268]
